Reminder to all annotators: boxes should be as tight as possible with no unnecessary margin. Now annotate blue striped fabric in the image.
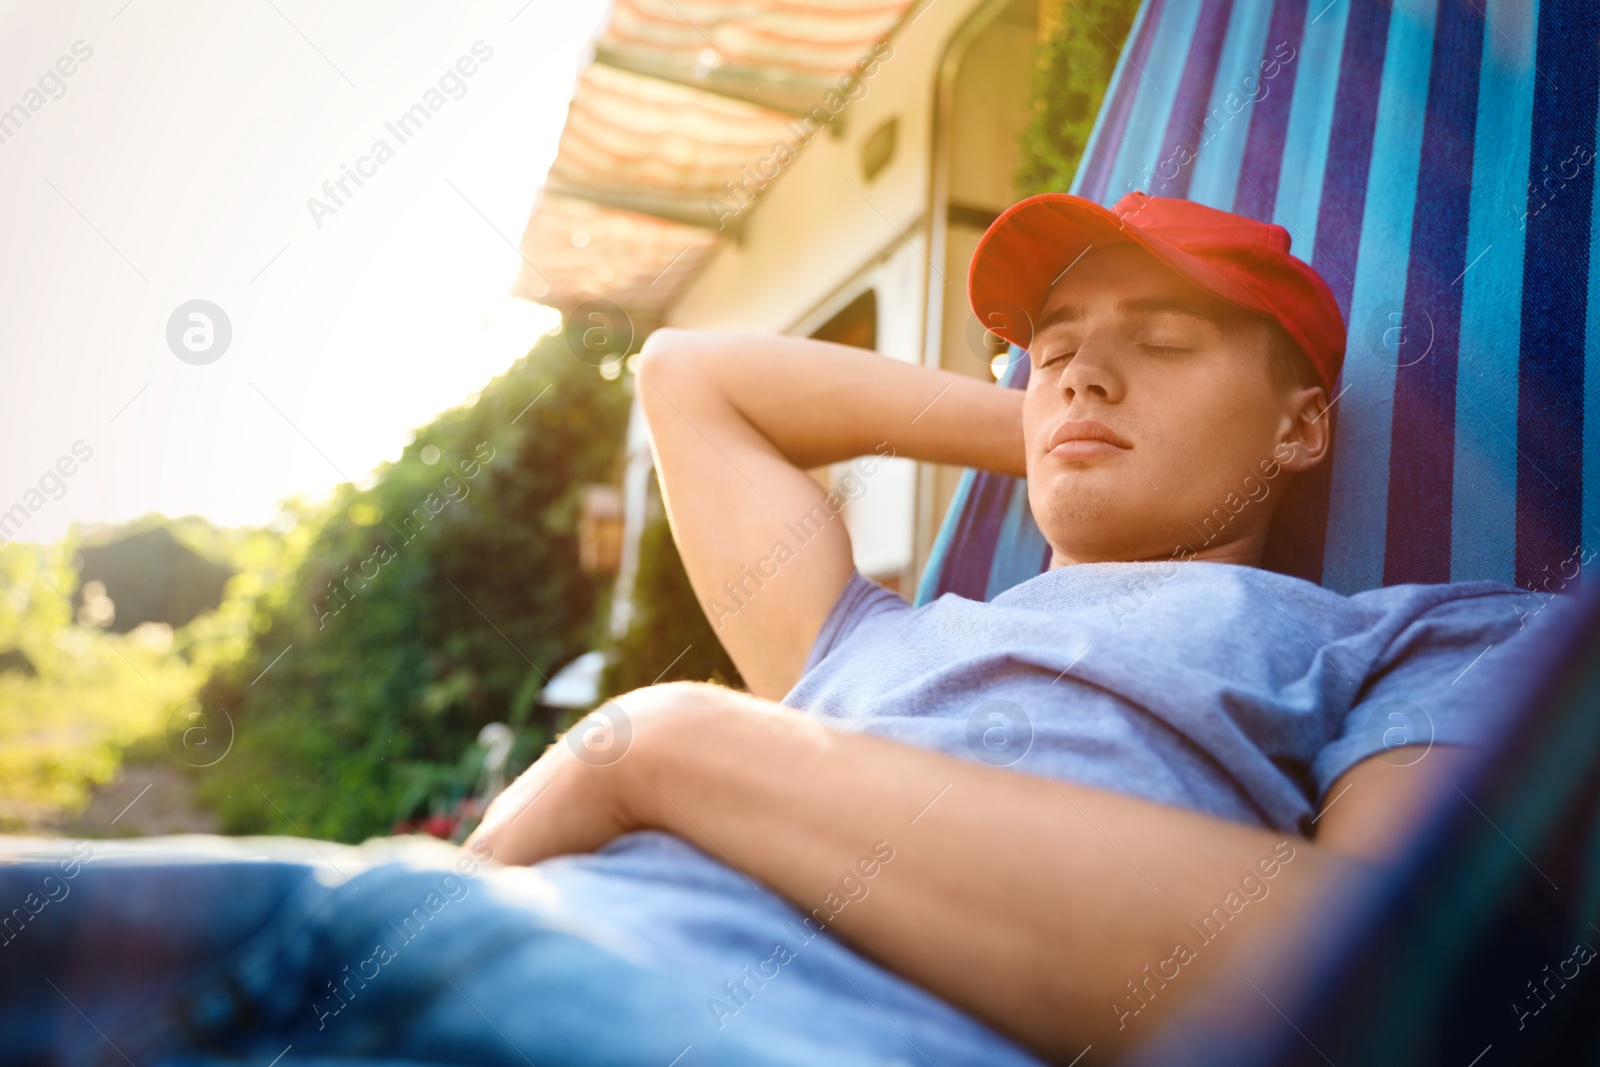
[916,0,1599,607]
[1128,587,1600,1066]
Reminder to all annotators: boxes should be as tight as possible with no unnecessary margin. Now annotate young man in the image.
[466,193,1565,1060]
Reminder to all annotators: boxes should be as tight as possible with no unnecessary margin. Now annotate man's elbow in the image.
[638,327,711,368]
[638,330,728,424]
[637,328,702,392]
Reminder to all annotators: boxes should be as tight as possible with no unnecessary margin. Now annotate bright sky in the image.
[0,0,609,544]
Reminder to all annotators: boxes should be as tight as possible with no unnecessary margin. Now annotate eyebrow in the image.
[1032,295,1223,341]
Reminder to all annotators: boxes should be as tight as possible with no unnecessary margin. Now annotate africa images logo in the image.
[166,300,232,365]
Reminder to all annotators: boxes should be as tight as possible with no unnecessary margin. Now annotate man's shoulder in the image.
[1348,576,1576,633]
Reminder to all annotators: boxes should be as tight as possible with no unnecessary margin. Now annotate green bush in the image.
[198,335,631,843]
[1015,0,1142,197]
[0,539,197,826]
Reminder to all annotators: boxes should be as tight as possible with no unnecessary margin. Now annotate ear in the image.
[1272,386,1332,473]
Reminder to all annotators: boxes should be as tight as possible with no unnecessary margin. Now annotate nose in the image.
[1048,328,1124,405]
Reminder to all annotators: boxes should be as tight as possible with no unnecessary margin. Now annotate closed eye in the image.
[1039,349,1076,370]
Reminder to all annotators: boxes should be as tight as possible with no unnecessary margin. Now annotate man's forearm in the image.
[641,328,1026,477]
[625,686,1345,1061]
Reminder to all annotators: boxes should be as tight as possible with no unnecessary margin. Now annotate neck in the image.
[1047,528,1268,570]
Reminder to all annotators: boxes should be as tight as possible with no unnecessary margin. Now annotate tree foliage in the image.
[0,540,190,825]
[0,517,296,830]
[197,336,631,843]
[1015,0,1142,197]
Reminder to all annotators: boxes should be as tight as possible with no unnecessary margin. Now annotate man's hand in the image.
[463,684,708,866]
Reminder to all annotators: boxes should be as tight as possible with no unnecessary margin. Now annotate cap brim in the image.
[967,193,1283,355]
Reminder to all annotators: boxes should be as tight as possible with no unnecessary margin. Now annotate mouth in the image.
[1046,419,1132,462]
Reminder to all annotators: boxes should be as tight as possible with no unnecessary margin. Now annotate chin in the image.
[1030,480,1117,535]
[1033,468,1126,513]
[1030,481,1173,562]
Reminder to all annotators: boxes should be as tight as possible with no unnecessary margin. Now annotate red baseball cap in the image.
[967,191,1346,393]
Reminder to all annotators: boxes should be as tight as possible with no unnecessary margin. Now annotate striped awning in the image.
[512,0,917,330]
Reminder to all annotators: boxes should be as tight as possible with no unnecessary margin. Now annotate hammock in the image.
[915,0,1600,1062]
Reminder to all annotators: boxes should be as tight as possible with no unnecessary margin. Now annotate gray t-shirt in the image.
[507,562,1576,1066]
[783,560,1573,833]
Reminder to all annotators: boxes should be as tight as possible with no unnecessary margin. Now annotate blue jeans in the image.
[0,833,1044,1066]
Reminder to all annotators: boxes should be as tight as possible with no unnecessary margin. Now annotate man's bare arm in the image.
[469,683,1443,1061]
[637,329,1024,699]
[1311,740,1475,858]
